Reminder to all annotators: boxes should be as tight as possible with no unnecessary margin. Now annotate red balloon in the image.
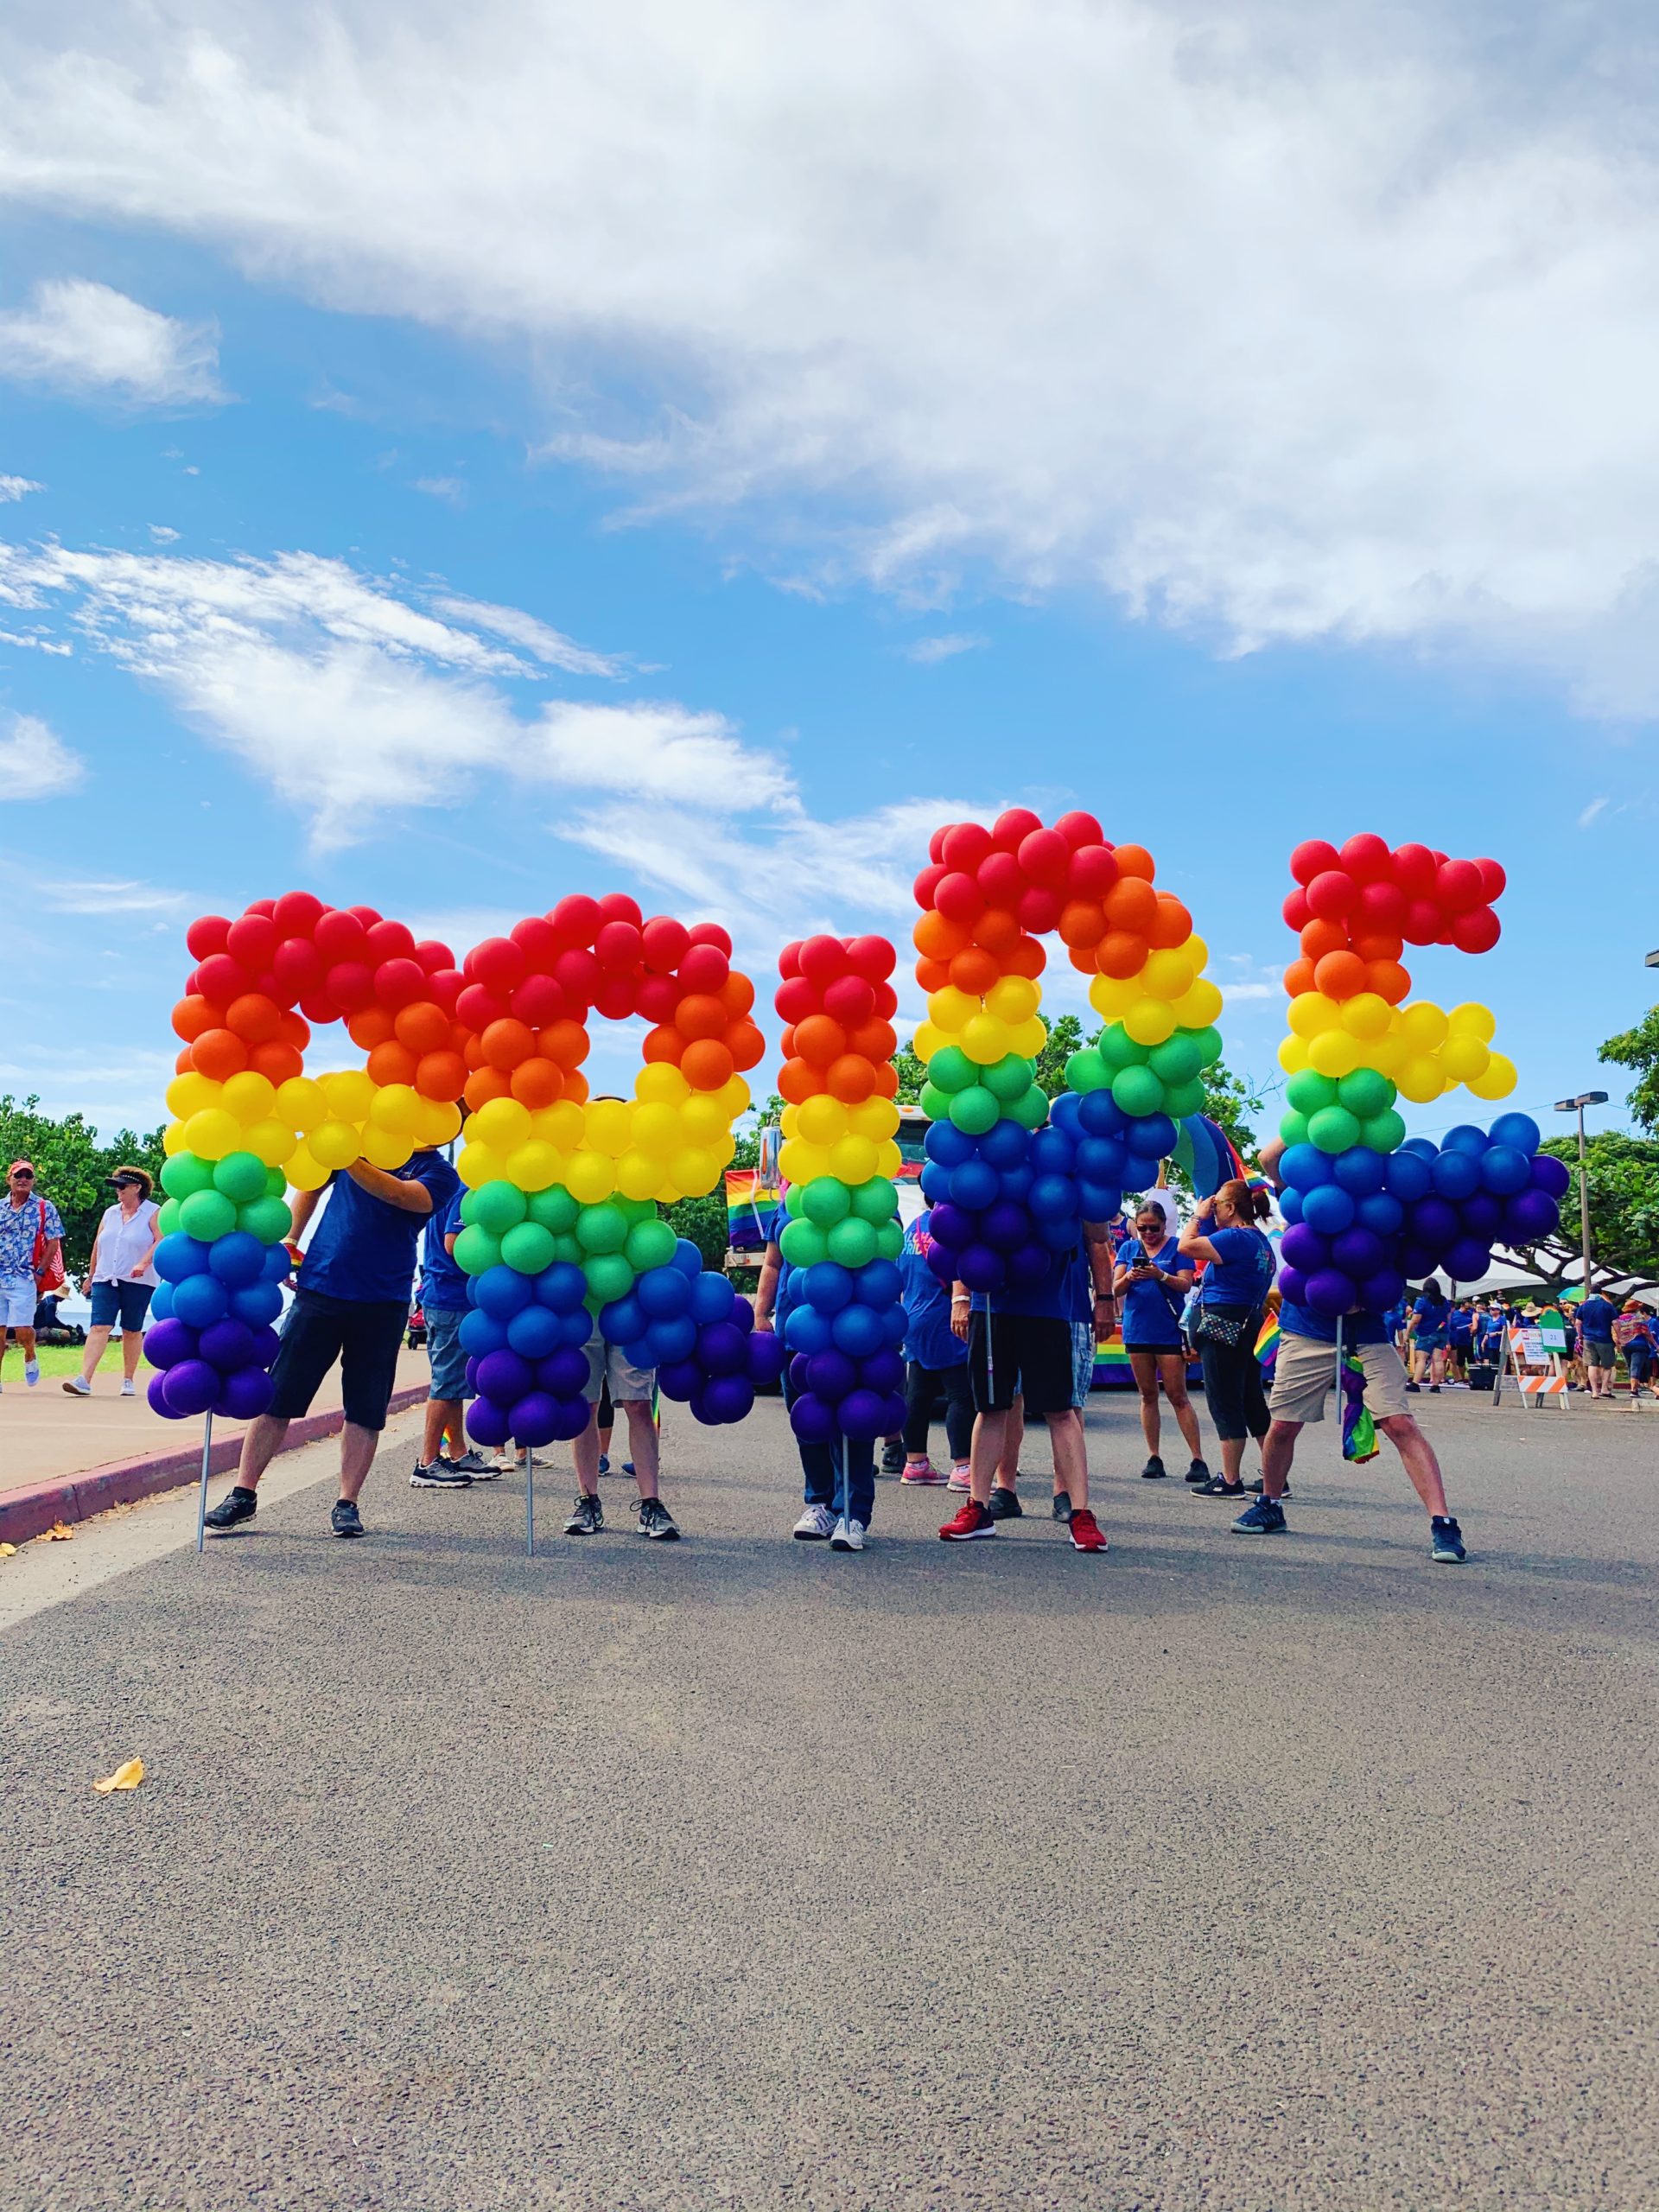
[774,975,819,1025]
[325,961,375,1013]
[934,872,984,925]
[509,918,560,971]
[778,940,804,979]
[1475,857,1507,901]
[374,957,427,1008]
[364,918,415,964]
[1281,888,1312,931]
[456,982,508,1032]
[940,821,993,874]
[797,936,845,989]
[635,973,679,1025]
[427,969,463,1014]
[686,922,734,957]
[185,914,232,962]
[927,825,950,865]
[912,862,949,912]
[1067,844,1117,898]
[594,919,643,969]
[1451,906,1500,953]
[1289,840,1341,887]
[976,850,1024,906]
[596,892,644,930]
[194,952,251,1004]
[641,916,692,973]
[270,938,324,1000]
[681,943,731,993]
[1356,880,1406,932]
[1338,832,1392,883]
[1053,810,1104,849]
[550,894,601,947]
[245,898,277,918]
[1401,898,1443,945]
[991,807,1042,854]
[347,906,383,929]
[226,914,279,972]
[470,938,527,995]
[872,981,899,1019]
[823,976,876,1027]
[1304,871,1356,922]
[314,909,368,963]
[512,975,569,1028]
[554,948,601,1004]
[270,890,325,938]
[1018,827,1071,890]
[1391,843,1438,894]
[1017,885,1060,934]
[1435,858,1484,912]
[592,976,635,1024]
[846,934,896,982]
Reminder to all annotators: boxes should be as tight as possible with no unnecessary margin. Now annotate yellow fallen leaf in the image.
[37,1521,74,1542]
[0,1542,16,1557]
[92,1758,144,1795]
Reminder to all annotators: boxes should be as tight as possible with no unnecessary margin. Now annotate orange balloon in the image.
[1366,958,1412,1006]
[849,1018,896,1062]
[827,1052,876,1103]
[511,1058,565,1108]
[1112,843,1155,881]
[1069,944,1097,975]
[682,1038,735,1090]
[481,1018,534,1071]
[563,1071,589,1105]
[1096,931,1147,980]
[348,1007,396,1052]
[1057,899,1106,948]
[1282,957,1318,998]
[948,947,999,995]
[277,1011,310,1052]
[226,992,283,1045]
[871,1061,899,1099]
[916,956,954,993]
[538,1019,589,1070]
[973,906,1020,954]
[718,972,756,1017]
[417,1050,468,1101]
[1004,934,1046,979]
[674,992,728,1041]
[913,911,969,962]
[192,1027,248,1082]
[174,1045,193,1076]
[464,1066,512,1112]
[1300,918,1350,963]
[792,1014,847,1065]
[779,1056,820,1104]
[368,1040,420,1089]
[1147,894,1192,950]
[641,1024,683,1065]
[171,995,217,1044]
[1313,950,1367,1001]
[249,1040,305,1086]
[1103,878,1157,932]
[394,1001,451,1054]
[726,1019,766,1071]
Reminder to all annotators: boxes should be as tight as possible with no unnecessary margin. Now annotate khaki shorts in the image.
[581,1324,655,1406]
[1269,1332,1411,1427]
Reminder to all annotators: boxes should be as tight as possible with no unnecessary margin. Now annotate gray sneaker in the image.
[410,1458,472,1489]
[451,1450,499,1479]
[637,1498,680,1541]
[564,1493,604,1535]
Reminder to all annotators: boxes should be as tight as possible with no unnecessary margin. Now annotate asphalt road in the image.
[3,1388,1656,2211]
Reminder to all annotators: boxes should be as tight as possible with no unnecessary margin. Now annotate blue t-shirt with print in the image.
[1116,1236,1189,1346]
[420,1187,469,1312]
[0,1192,63,1282]
[1280,1301,1389,1347]
[1200,1225,1274,1309]
[969,1237,1082,1321]
[1448,1306,1473,1348]
[301,1150,460,1306]
[1578,1295,1619,1343]
[1413,1294,1449,1340]
[899,1211,968,1371]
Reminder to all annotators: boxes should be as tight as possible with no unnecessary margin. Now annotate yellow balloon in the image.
[908,1022,943,1065]
[926,987,975,1035]
[1141,949,1194,1001]
[1397,1001,1448,1052]
[505,1138,563,1192]
[1185,934,1210,972]
[165,1071,221,1121]
[632,1101,681,1155]
[874,1139,903,1179]
[1089,974,1138,1020]
[221,1070,276,1126]
[798,1095,848,1147]
[183,1106,242,1161]
[986,976,1040,1025]
[1447,1001,1497,1042]
[1468,1052,1516,1099]
[537,1100,587,1151]
[1395,1056,1444,1105]
[851,1096,900,1141]
[370,1083,423,1136]
[1008,1017,1047,1058]
[1368,1030,1405,1077]
[455,1141,505,1189]
[585,1098,633,1157]
[309,1119,362,1172]
[615,1148,664,1202]
[321,1069,376,1125]
[672,1145,720,1196]
[715,1132,738,1168]
[565,1148,614,1204]
[1173,978,1224,1028]
[360,1125,410,1172]
[1277,1034,1310,1074]
[285,1145,328,1192]
[1124,999,1177,1048]
[275,1076,326,1133]
[718,1075,751,1121]
[830,1134,879,1184]
[244,1117,296,1170]
[635,1061,690,1105]
[1288,991,1337,1040]
[471,1096,533,1150]
[1440,1035,1490,1082]
[681,1094,728,1145]
[961,1013,1010,1065]
[162,1118,188,1158]
[1307,1029,1362,1078]
[1338,992,1392,1041]
[778,1136,823,1185]
[415,1099,461,1147]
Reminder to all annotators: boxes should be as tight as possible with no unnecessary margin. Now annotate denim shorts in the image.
[91,1279,156,1332]
[424,1306,470,1400]
[0,1276,36,1328]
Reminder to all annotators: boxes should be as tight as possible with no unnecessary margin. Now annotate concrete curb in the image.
[0,1382,430,1548]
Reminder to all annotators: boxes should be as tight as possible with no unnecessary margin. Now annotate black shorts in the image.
[1125,1340,1184,1359]
[269,1289,407,1432]
[968,1308,1075,1419]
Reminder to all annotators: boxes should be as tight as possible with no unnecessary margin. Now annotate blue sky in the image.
[1,3,1656,1148]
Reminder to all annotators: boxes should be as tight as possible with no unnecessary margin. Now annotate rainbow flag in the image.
[724,1168,780,1250]
[1255,1313,1281,1380]
[1339,1350,1378,1463]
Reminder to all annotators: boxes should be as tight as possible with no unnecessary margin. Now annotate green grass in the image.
[1,1339,126,1380]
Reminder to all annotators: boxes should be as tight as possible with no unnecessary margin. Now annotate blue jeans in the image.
[785,1376,875,1525]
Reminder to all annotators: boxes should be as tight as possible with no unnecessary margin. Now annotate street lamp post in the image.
[1554,1091,1609,1294]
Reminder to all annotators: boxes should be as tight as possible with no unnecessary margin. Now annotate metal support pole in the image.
[1577,1105,1594,1295]
[194,1412,214,1554]
[524,1445,535,1557]
[1333,1317,1343,1465]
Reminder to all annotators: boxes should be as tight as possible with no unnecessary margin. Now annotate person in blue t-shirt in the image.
[205,1146,460,1541]
[411,1184,494,1488]
[1577,1289,1620,1395]
[1112,1201,1207,1483]
[1406,1279,1450,1391]
[754,1198,877,1549]
[896,1209,973,1485]
[1446,1300,1473,1383]
[1179,1179,1276,1497]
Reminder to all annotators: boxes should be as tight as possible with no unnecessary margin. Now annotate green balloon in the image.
[527,1185,581,1233]
[1278,1109,1310,1149]
[1336,1067,1395,1120]
[472,1179,529,1236]
[624,1218,677,1273]
[501,1221,557,1275]
[827,1217,878,1269]
[615,1195,655,1223]
[453,1224,502,1276]
[211,1151,268,1205]
[157,1197,183,1236]
[983,1053,1035,1103]
[1008,1085,1050,1130]
[575,1203,627,1255]
[1111,1065,1164,1119]
[800,1175,852,1227]
[779,1217,829,1268]
[874,1219,905,1261]
[265,1166,288,1198]
[1188,1025,1224,1069]
[549,1232,583,1265]
[179,1188,236,1243]
[1359,1109,1407,1154]
[160,1152,215,1201]
[949,1085,1000,1135]
[1148,1034,1203,1087]
[928,1046,976,1095]
[850,1176,896,1224]
[1065,1048,1110,1094]
[1286,1069,1339,1116]
[918,1084,954,1123]
[1099,1023,1149,1071]
[584,1253,634,1306]
[237,1195,292,1245]
[1162,1077,1206,1120]
[1307,1104,1363,1154]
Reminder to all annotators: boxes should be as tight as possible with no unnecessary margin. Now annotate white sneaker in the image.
[24,1357,40,1387]
[792,1503,836,1541]
[120,1378,136,1397]
[62,1376,92,1397]
[830,1516,867,1553]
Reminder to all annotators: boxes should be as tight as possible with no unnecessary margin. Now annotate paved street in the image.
[3,1388,1656,2211]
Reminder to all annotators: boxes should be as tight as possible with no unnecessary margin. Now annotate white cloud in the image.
[524,700,794,810]
[414,476,464,505]
[904,633,986,665]
[0,710,85,798]
[1578,796,1609,829]
[5,8,1659,708]
[429,594,621,677]
[0,475,41,503]
[0,279,225,405]
[40,877,190,915]
[148,524,179,543]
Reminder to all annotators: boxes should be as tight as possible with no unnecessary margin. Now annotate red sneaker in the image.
[1068,1508,1108,1554]
[938,1498,996,1541]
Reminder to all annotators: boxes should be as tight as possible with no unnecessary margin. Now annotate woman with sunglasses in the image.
[63,1167,162,1399]
[0,1160,62,1389]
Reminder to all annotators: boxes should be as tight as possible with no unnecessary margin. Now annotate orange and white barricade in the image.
[1497,1325,1572,1411]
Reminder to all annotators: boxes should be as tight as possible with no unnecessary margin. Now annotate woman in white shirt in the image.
[63,1167,163,1399]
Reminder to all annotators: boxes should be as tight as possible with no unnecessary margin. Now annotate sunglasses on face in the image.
[10,1170,33,1181]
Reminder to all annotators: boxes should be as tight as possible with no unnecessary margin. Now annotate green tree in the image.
[1599,1007,1659,1133]
[1033,1014,1084,1099]
[1520,1134,1659,1294]
[1198,1060,1270,1163]
[0,1096,167,1270]
[892,1043,927,1105]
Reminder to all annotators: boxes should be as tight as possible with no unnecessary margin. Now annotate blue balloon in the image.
[556,1307,593,1347]
[1356,1191,1404,1236]
[461,1306,510,1356]
[207,1230,266,1287]
[1077,1089,1127,1137]
[1030,1128,1076,1176]
[1078,1181,1123,1222]
[1400,1137,1439,1160]
[149,1281,175,1321]
[228,1280,283,1327]
[996,1163,1033,1203]
[1278,1188,1303,1225]
[980,1120,1030,1168]
[1029,1173,1077,1223]
[155,1232,210,1284]
[881,1301,910,1346]
[1479,1144,1531,1195]
[1442,1123,1490,1156]
[262,1243,291,1281]
[689,1270,736,1325]
[854,1259,902,1307]
[1280,1144,1333,1193]
[784,1304,832,1353]
[646,1313,698,1363]
[1489,1111,1541,1155]
[671,1237,705,1280]
[1075,1136,1126,1185]
[171,1272,230,1329]
[803,1261,853,1313]
[599,1293,646,1344]
[1301,1184,1357,1236]
[1128,1111,1178,1159]
[951,1159,999,1211]
[1332,1147,1387,1197]
[636,1264,691,1319]
[1430,1150,1480,1201]
[532,1261,588,1313]
[831,1302,886,1358]
[924,1121,976,1167]
[919,1160,953,1205]
[1383,1150,1433,1202]
[476,1263,533,1319]
[1048,1092,1083,1136]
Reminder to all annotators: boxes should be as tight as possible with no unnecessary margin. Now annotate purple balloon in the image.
[858,1347,906,1397]
[836,1388,889,1440]
[1304,1268,1358,1318]
[1459,1192,1503,1242]
[1359,1268,1406,1313]
[698,1374,755,1425]
[1504,1188,1560,1243]
[1281,1222,1331,1273]
[143,1317,198,1372]
[1409,1197,1459,1252]
[1276,1264,1309,1306]
[874,1390,908,1437]
[198,1318,258,1374]
[925,1242,956,1287]
[805,1347,857,1402]
[1442,1238,1491,1285]
[746,1331,786,1386]
[550,1394,594,1442]
[215,1363,274,1421]
[789,1390,836,1445]
[927,1202,974,1250]
[1330,1227,1385,1280]
[161,1358,219,1416]
[1530,1153,1571,1198]
[957,1243,1003,1293]
[507,1391,560,1449]
[981,1201,1030,1253]
[465,1396,511,1449]
[475,1347,534,1405]
[697,1320,750,1376]
[1007,1243,1052,1288]
[536,1346,591,1397]
[146,1371,175,1417]
[657,1357,702,1401]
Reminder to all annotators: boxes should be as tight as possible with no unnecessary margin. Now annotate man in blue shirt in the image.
[1577,1287,1620,1396]
[1230,1140,1466,1564]
[205,1146,460,1539]
[895,1208,972,1485]
[412,1183,496,1488]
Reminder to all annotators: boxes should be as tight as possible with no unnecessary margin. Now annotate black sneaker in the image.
[1245,1478,1290,1498]
[1141,1455,1167,1480]
[637,1497,680,1540]
[986,1484,1023,1520]
[564,1493,603,1535]
[1051,1491,1071,1521]
[1429,1383,1440,1395]
[202,1484,257,1535]
[330,1499,364,1539]
[1195,1476,1247,1498]
[1429,1516,1466,1563]
[1232,1495,1287,1535]
[880,1440,906,1474]
[1405,1381,1421,1393]
[410,1458,472,1489]
[1185,1459,1210,1484]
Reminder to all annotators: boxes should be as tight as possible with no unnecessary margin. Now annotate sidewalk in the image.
[0,1346,435,1545]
